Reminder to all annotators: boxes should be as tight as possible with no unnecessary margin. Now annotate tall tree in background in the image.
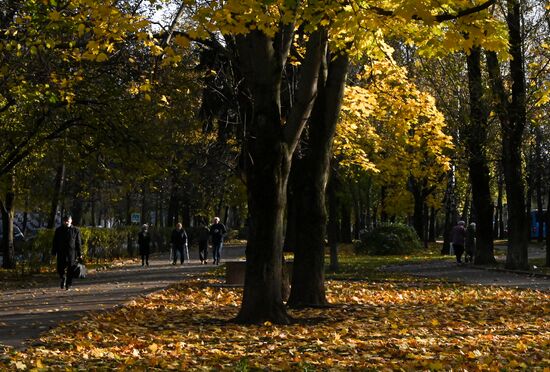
[465,46,496,264]
[486,0,529,270]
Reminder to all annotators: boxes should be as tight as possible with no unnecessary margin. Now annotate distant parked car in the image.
[0,223,26,248]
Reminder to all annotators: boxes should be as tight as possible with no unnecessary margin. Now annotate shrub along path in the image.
[0,245,246,350]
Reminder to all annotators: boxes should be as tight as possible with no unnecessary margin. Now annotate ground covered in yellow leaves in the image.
[1,278,548,371]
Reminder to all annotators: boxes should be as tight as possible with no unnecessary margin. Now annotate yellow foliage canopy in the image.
[336,60,453,214]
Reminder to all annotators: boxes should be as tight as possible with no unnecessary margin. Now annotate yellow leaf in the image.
[431,319,439,326]
[148,343,158,352]
[96,53,108,62]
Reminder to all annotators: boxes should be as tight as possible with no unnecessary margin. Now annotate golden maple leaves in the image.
[1,278,548,370]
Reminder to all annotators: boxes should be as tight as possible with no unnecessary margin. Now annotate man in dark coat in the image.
[138,224,151,266]
[210,217,226,265]
[170,223,188,264]
[52,215,82,290]
[450,220,466,264]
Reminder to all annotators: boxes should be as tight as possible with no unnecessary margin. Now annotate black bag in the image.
[71,262,87,279]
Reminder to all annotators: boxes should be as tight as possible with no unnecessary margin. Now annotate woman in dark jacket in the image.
[138,224,151,266]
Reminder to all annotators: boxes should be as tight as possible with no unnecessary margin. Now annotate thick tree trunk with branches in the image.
[235,28,326,323]
[485,0,529,270]
[465,46,496,265]
[287,53,348,309]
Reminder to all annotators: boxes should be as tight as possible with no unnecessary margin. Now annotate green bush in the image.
[354,223,422,256]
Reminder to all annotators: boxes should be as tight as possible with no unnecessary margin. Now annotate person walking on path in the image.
[210,217,226,265]
[52,215,82,290]
[138,224,151,266]
[465,222,476,263]
[171,223,188,264]
[197,222,210,264]
[451,221,467,264]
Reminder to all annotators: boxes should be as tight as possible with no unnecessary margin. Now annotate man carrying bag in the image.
[52,215,83,290]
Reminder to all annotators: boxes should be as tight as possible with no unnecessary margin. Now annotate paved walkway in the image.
[382,260,550,291]
[0,246,245,350]
[1,244,548,350]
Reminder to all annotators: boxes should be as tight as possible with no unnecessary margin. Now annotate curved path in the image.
[382,260,550,291]
[0,246,245,350]
[2,245,548,350]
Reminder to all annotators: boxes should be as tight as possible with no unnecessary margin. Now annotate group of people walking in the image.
[51,215,227,291]
[137,217,227,267]
[450,220,476,264]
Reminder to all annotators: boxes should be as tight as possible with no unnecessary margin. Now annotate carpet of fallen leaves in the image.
[1,278,548,371]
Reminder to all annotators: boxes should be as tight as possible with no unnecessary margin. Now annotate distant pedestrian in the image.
[171,223,188,264]
[451,221,466,264]
[465,222,476,263]
[210,217,226,265]
[138,224,151,266]
[52,215,82,290]
[197,222,210,264]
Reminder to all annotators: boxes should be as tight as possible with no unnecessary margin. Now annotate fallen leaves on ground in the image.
[1,279,548,370]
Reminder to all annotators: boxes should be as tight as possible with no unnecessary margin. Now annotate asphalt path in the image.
[0,245,246,350]
[1,244,548,351]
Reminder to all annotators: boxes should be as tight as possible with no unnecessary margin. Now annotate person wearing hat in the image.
[138,224,151,266]
[52,215,82,290]
[450,220,467,264]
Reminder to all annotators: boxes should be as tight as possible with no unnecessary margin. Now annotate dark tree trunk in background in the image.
[442,170,456,254]
[494,166,504,239]
[534,127,544,242]
[546,192,550,267]
[465,46,496,265]
[1,173,16,269]
[125,192,132,226]
[486,0,529,270]
[71,197,83,226]
[340,201,353,244]
[428,207,436,242]
[141,184,148,225]
[47,162,65,229]
[288,52,348,308]
[462,187,470,221]
[327,174,339,272]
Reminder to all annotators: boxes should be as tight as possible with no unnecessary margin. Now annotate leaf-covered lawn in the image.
[1,277,548,371]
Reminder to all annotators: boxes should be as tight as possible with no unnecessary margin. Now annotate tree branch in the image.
[368,0,497,22]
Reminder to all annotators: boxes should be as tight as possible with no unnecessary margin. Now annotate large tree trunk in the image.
[327,174,339,272]
[486,0,529,269]
[1,173,16,269]
[235,28,325,323]
[288,53,348,308]
[546,191,550,267]
[47,162,65,228]
[465,46,496,265]
[494,166,504,239]
[441,169,456,255]
[534,128,544,242]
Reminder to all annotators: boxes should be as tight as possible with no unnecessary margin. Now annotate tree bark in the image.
[428,207,436,242]
[494,165,504,239]
[47,162,65,228]
[465,47,496,264]
[546,191,550,267]
[235,28,325,323]
[534,127,544,242]
[1,173,16,269]
[486,0,529,270]
[288,52,348,308]
[327,174,339,272]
